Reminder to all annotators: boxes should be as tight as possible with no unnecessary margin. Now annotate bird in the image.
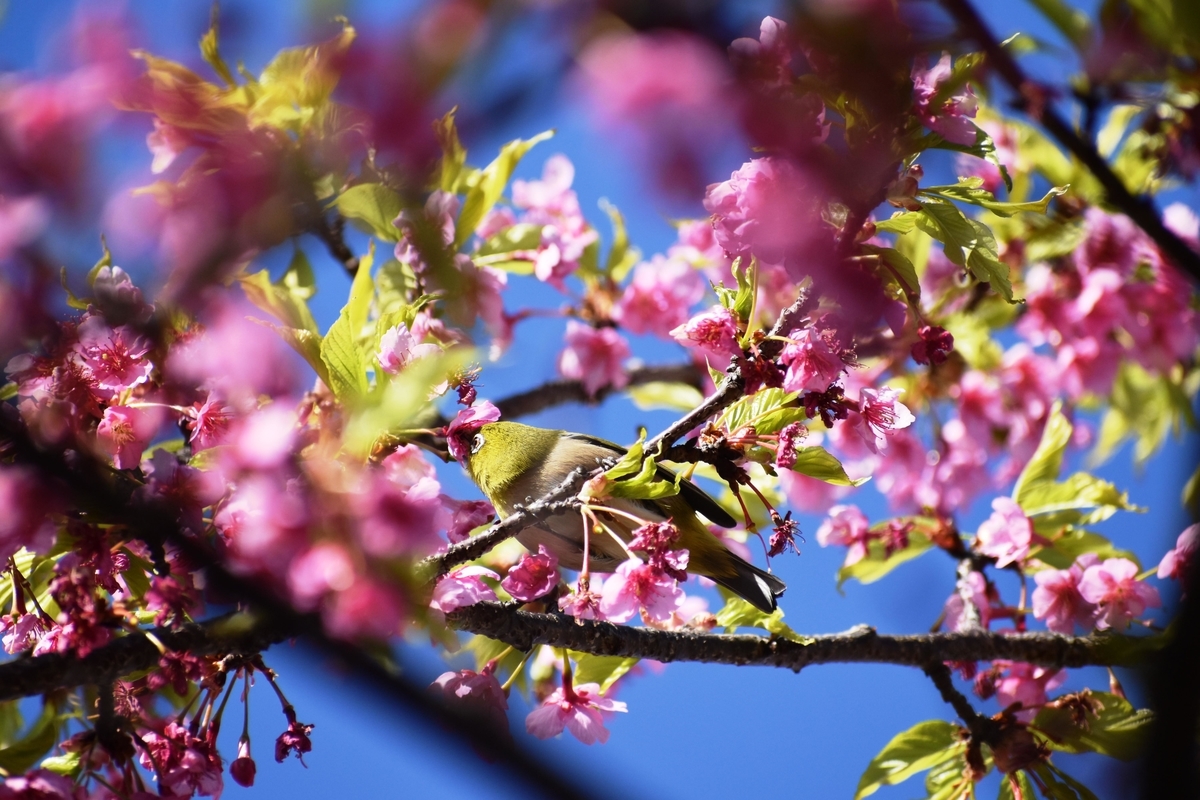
[458,421,786,613]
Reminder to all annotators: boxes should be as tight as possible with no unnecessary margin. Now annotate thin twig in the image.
[938,0,1200,285]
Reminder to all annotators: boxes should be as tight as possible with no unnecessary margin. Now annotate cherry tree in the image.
[0,2,1198,798]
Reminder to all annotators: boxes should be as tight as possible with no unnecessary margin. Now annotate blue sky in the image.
[1,1,1195,798]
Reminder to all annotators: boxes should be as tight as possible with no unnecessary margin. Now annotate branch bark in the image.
[938,0,1200,285]
[494,362,705,421]
[448,602,1140,672]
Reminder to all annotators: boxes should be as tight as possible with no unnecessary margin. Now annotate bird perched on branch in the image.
[455,420,786,613]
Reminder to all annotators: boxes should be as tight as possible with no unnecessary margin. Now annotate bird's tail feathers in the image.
[709,553,786,614]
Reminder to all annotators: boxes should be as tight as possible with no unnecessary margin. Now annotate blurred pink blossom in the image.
[1078,557,1162,631]
[431,566,499,615]
[975,497,1032,568]
[614,255,706,338]
[1158,523,1199,585]
[911,53,978,146]
[525,680,627,745]
[815,504,871,566]
[557,321,629,397]
[1032,554,1100,634]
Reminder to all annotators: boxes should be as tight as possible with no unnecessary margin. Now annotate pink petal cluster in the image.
[911,53,978,146]
[703,156,821,266]
[393,190,459,272]
[430,566,499,615]
[377,322,441,375]
[815,504,871,566]
[525,680,627,745]
[1078,557,1162,631]
[432,667,509,730]
[974,497,1033,568]
[443,401,501,463]
[139,722,224,799]
[501,545,560,602]
[443,498,496,543]
[991,661,1066,721]
[557,321,630,397]
[323,578,406,641]
[511,155,597,288]
[729,16,792,85]
[358,471,447,558]
[850,386,915,454]
[614,255,706,338]
[1031,554,1100,634]
[1158,523,1199,585]
[96,404,160,470]
[780,325,850,392]
[599,558,685,623]
[670,305,741,364]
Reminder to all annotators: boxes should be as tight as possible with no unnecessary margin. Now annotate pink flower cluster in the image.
[511,155,598,288]
[911,53,979,146]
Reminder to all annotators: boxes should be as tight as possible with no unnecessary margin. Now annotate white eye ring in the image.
[470,433,485,454]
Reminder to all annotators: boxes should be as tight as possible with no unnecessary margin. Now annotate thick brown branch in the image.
[925,662,992,738]
[0,612,298,702]
[939,0,1200,285]
[449,602,1140,671]
[311,212,360,277]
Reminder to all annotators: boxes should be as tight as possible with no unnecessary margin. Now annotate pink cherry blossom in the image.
[1032,554,1099,634]
[975,497,1033,568]
[557,321,630,397]
[432,667,509,729]
[73,314,153,397]
[430,566,499,615]
[2,613,47,655]
[780,326,849,392]
[704,156,822,265]
[358,474,446,557]
[96,404,160,470]
[911,53,978,146]
[559,577,606,621]
[443,498,495,543]
[912,325,955,365]
[501,545,559,602]
[189,392,233,450]
[286,543,356,611]
[381,444,437,490]
[323,578,405,641]
[1157,523,1198,584]
[1078,558,1162,631]
[599,558,684,623]
[0,770,86,799]
[393,190,458,272]
[230,738,256,788]
[139,722,224,800]
[816,504,871,566]
[0,194,49,260]
[774,422,806,469]
[670,305,741,363]
[511,156,597,288]
[147,118,190,174]
[377,322,441,374]
[729,16,792,84]
[850,386,915,453]
[525,679,627,745]
[444,401,501,463]
[614,255,706,338]
[991,661,1066,721]
[224,404,296,471]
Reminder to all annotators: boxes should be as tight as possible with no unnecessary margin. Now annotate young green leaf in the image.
[569,652,640,695]
[455,130,554,248]
[790,446,864,487]
[1013,402,1071,500]
[335,183,405,242]
[1033,692,1153,761]
[434,107,468,193]
[714,595,810,643]
[0,703,61,775]
[854,720,964,799]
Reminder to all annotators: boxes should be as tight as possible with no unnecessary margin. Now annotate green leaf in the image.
[603,430,649,482]
[238,256,319,335]
[790,446,863,487]
[1020,471,1139,523]
[335,183,404,242]
[715,595,810,643]
[40,751,81,777]
[854,720,964,799]
[837,523,933,588]
[253,320,331,387]
[0,382,16,401]
[874,212,920,234]
[59,267,89,311]
[319,244,375,402]
[0,702,23,748]
[1026,0,1091,48]
[922,178,1069,217]
[916,201,1016,302]
[86,235,114,287]
[1030,527,1138,569]
[1014,402,1071,500]
[862,245,921,304]
[1033,692,1153,760]
[998,769,1038,800]
[473,222,542,273]
[118,546,155,601]
[1184,461,1200,518]
[434,107,468,193]
[1091,361,1194,467]
[0,703,60,775]
[569,652,639,695]
[627,382,705,413]
[719,388,801,435]
[1031,762,1101,800]
[455,130,554,248]
[600,199,639,282]
[199,19,236,87]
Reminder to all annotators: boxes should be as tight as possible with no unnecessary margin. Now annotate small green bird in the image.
[459,421,786,613]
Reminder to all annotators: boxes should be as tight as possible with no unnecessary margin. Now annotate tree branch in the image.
[493,362,705,421]
[311,211,360,277]
[448,602,1141,671]
[0,612,298,703]
[938,0,1200,285]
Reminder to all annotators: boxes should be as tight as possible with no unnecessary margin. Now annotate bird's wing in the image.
[562,432,737,528]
